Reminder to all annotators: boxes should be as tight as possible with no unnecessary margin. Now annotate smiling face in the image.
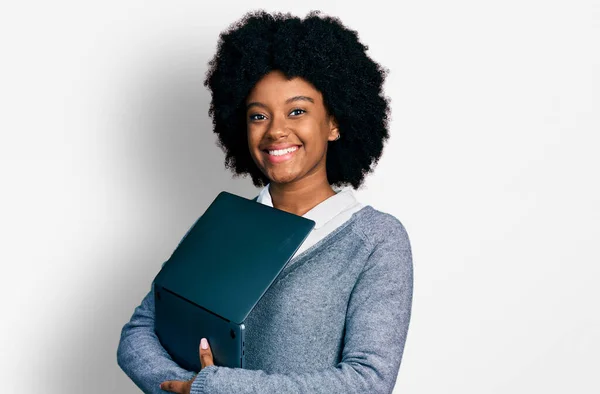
[245,70,339,187]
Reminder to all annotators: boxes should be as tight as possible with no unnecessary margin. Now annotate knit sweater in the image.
[117,204,413,394]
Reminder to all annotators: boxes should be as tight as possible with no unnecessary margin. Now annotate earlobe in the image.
[329,118,339,137]
[329,129,341,142]
[327,114,340,141]
[328,128,338,141]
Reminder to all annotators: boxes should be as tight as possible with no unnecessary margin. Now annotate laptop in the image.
[153,191,315,372]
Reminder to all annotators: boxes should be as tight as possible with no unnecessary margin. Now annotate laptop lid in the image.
[154,191,315,325]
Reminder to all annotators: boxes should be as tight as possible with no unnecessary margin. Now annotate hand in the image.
[159,338,215,393]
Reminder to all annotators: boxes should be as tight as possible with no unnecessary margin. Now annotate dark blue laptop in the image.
[153,191,315,371]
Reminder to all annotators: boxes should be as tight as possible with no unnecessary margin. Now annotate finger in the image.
[159,380,187,393]
[200,337,214,368]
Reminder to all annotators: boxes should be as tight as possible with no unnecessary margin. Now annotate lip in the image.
[263,145,301,164]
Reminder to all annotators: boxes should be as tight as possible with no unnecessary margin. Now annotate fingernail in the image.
[201,338,208,349]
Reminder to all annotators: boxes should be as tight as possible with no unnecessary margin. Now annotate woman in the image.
[117,10,413,394]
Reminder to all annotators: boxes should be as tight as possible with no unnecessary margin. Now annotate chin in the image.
[264,169,301,185]
[267,175,298,185]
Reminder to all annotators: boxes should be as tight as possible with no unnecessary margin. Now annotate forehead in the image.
[246,71,322,104]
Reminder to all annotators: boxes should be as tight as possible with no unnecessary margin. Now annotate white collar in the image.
[256,183,359,230]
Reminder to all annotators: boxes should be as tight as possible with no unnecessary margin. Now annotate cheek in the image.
[246,128,260,152]
[297,123,328,152]
[247,128,268,166]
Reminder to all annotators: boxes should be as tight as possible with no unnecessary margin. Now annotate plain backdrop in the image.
[0,1,598,393]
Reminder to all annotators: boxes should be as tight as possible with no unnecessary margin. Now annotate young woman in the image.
[117,10,413,394]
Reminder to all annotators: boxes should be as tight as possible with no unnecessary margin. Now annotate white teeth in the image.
[268,146,298,156]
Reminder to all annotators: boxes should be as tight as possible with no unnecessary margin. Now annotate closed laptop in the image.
[153,191,315,371]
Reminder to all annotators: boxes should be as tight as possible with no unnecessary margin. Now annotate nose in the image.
[265,113,289,140]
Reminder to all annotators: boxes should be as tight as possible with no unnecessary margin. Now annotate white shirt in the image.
[256,183,365,259]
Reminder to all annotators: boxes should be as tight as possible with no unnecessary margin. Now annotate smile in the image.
[263,146,300,163]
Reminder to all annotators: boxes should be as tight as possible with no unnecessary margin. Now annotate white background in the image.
[1,1,598,393]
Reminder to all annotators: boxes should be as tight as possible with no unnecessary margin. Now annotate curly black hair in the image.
[204,10,391,189]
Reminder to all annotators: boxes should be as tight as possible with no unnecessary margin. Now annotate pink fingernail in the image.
[201,338,208,349]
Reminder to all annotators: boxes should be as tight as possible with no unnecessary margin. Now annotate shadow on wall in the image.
[116,45,258,209]
[49,44,258,393]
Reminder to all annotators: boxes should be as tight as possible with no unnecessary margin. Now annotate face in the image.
[245,70,339,186]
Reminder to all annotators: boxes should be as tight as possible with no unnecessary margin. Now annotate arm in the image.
[190,223,414,394]
[117,217,202,392]
[117,275,197,393]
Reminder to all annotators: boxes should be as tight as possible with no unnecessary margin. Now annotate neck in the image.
[268,177,337,217]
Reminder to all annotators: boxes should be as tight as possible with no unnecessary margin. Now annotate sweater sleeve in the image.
[190,223,414,394]
[116,276,197,393]
[117,216,203,392]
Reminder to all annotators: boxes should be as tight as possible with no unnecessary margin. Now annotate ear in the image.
[327,115,340,141]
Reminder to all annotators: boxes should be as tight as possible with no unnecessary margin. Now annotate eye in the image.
[289,108,306,116]
[249,113,266,121]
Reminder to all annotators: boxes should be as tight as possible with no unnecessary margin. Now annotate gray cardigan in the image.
[117,205,413,394]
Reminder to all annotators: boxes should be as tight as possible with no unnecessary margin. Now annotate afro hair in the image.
[204,10,391,189]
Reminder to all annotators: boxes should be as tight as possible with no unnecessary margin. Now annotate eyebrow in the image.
[246,95,314,111]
